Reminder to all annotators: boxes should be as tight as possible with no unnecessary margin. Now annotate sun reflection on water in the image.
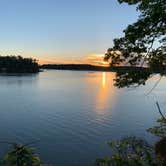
[102,72,106,88]
[86,72,117,115]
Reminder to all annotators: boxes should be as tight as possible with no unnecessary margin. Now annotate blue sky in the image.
[0,0,138,64]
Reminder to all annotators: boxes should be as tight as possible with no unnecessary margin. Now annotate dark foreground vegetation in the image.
[0,115,165,166]
[95,0,166,165]
[0,56,39,73]
[104,0,166,88]
[0,0,165,165]
[95,111,166,166]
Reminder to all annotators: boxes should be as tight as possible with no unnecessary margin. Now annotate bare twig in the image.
[145,76,162,96]
[140,36,155,68]
[156,102,165,119]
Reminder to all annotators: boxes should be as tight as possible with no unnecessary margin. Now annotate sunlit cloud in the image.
[38,53,110,67]
[38,58,83,65]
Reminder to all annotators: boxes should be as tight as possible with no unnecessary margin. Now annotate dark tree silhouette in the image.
[0,56,39,73]
[95,1,166,165]
[104,0,166,88]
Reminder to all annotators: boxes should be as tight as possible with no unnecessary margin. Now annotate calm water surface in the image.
[0,70,165,166]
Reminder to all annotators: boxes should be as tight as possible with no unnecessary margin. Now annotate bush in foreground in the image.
[95,118,166,166]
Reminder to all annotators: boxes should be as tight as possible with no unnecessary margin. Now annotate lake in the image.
[0,70,165,166]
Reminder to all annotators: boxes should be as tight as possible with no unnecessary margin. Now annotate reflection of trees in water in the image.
[0,74,39,86]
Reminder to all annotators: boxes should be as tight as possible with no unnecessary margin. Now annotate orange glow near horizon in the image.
[38,53,110,67]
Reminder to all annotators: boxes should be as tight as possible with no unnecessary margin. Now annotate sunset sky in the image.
[0,0,138,65]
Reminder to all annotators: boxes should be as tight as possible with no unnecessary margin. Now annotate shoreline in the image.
[40,64,149,72]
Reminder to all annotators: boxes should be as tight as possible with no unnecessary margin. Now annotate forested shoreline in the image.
[0,56,39,73]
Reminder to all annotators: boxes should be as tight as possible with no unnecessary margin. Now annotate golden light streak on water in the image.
[86,72,117,115]
[102,72,106,88]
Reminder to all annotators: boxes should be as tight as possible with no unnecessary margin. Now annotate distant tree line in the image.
[0,56,39,73]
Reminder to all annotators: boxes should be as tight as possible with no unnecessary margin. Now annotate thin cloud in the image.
[38,53,109,67]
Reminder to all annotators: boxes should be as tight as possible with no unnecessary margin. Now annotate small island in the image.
[0,56,39,73]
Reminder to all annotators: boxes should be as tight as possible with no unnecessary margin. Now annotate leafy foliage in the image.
[95,117,166,166]
[0,144,47,166]
[114,68,151,88]
[95,137,159,166]
[96,1,166,164]
[147,118,166,138]
[104,0,166,87]
[155,137,166,165]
